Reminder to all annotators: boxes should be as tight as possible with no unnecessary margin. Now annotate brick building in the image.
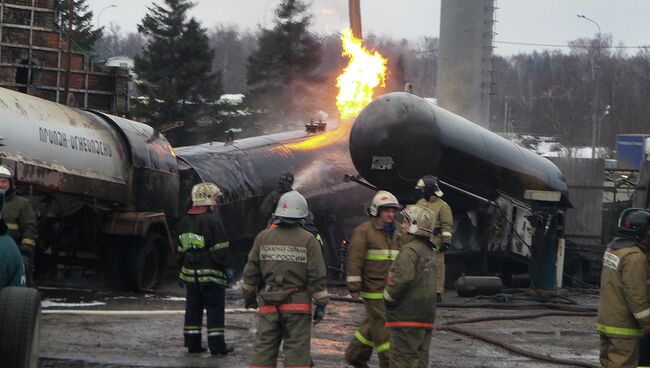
[0,0,129,114]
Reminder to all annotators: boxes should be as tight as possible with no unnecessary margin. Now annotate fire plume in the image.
[336,29,388,120]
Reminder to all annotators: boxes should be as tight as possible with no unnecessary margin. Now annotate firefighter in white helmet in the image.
[345,190,401,368]
[0,164,37,286]
[243,190,328,367]
[177,182,234,355]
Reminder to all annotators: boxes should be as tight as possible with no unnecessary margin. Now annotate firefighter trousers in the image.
[639,335,650,367]
[389,328,432,368]
[251,311,312,367]
[435,251,444,293]
[183,283,227,353]
[599,334,639,368]
[345,298,390,368]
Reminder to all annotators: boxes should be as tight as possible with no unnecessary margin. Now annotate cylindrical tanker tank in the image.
[175,123,371,257]
[0,87,178,214]
[0,87,179,291]
[350,92,569,205]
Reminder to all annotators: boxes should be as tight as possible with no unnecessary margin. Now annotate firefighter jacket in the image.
[597,237,650,338]
[242,224,329,313]
[3,191,37,251]
[383,234,436,329]
[416,196,453,248]
[177,207,231,287]
[346,218,399,299]
[0,219,25,287]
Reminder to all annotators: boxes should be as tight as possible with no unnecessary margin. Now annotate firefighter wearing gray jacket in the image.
[384,205,437,368]
[242,190,329,368]
[597,208,650,368]
[415,175,452,302]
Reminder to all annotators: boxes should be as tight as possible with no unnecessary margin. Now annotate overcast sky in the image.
[91,0,650,56]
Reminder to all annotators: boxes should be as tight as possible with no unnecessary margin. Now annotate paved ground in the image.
[36,281,601,368]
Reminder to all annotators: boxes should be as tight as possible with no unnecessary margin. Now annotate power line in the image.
[494,40,650,49]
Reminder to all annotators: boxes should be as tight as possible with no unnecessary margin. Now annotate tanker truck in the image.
[0,87,180,291]
[0,87,371,290]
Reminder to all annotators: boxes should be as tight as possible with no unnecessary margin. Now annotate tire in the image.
[0,287,41,368]
[128,233,168,292]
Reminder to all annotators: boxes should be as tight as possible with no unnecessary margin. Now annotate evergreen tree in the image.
[56,0,103,52]
[133,0,221,140]
[246,0,322,117]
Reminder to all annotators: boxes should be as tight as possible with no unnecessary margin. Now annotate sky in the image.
[91,0,650,56]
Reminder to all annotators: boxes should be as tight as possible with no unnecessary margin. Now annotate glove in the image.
[313,304,326,325]
[245,293,258,309]
[225,268,234,284]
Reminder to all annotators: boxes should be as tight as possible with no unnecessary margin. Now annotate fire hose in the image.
[329,295,599,368]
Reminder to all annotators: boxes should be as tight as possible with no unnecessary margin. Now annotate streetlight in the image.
[576,13,601,159]
[97,4,117,28]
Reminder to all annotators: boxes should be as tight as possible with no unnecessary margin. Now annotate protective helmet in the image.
[191,182,222,206]
[274,190,308,220]
[616,208,650,241]
[368,190,401,217]
[0,165,14,191]
[402,205,436,238]
[415,175,443,198]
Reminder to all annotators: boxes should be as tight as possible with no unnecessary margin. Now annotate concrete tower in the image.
[437,0,495,128]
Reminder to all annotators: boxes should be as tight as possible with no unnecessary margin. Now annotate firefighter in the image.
[345,190,401,368]
[597,208,650,368]
[242,190,329,368]
[177,182,234,355]
[0,190,26,287]
[259,171,294,221]
[0,165,37,286]
[415,175,452,302]
[384,205,437,368]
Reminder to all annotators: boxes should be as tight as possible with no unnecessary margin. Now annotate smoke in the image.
[293,160,336,191]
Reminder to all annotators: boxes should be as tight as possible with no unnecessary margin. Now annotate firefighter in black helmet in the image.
[598,208,650,368]
[415,175,453,302]
[259,171,294,222]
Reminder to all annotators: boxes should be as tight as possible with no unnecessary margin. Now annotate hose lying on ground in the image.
[328,295,597,313]
[439,324,599,368]
[330,295,599,368]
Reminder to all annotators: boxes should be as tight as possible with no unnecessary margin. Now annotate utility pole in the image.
[349,0,362,39]
[63,0,74,106]
[577,13,601,159]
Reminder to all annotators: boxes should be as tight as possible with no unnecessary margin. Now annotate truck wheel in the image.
[129,233,168,292]
[0,287,41,368]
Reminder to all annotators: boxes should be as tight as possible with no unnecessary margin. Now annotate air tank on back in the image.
[349,92,569,205]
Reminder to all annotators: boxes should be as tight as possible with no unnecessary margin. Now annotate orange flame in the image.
[336,29,388,120]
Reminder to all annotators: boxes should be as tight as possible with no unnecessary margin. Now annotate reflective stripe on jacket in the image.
[346,218,399,298]
[177,208,231,287]
[596,238,650,338]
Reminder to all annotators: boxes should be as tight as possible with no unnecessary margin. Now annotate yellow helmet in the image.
[191,183,222,206]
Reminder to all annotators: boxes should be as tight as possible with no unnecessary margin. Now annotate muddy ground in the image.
[36,279,601,368]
